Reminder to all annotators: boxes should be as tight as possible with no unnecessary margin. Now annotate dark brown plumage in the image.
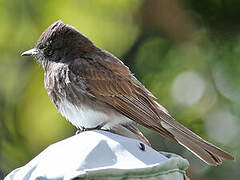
[22,20,234,165]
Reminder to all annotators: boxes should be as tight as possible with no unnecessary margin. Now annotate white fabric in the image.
[5,130,189,180]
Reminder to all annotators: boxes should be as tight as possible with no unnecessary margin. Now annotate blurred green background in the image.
[0,0,239,179]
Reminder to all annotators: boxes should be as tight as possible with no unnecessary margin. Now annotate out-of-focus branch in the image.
[123,0,197,69]
[138,0,197,42]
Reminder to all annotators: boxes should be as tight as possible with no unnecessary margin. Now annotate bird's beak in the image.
[21,48,38,56]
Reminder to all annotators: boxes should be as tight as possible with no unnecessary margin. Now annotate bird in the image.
[21,20,234,165]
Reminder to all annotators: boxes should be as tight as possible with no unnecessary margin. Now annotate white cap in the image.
[4,130,189,180]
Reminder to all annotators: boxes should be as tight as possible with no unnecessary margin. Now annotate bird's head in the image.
[21,20,94,66]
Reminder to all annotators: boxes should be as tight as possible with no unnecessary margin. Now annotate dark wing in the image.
[69,56,174,140]
[69,55,234,165]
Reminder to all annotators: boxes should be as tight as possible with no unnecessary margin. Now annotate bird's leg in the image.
[84,124,104,131]
[76,123,106,134]
[75,127,86,134]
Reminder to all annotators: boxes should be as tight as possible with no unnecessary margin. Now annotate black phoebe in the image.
[22,20,234,165]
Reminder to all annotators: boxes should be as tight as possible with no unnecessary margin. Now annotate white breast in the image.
[57,99,132,130]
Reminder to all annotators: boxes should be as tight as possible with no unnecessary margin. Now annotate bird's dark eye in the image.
[44,48,53,57]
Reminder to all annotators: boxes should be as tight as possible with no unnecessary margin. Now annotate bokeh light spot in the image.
[171,71,206,106]
[205,110,238,144]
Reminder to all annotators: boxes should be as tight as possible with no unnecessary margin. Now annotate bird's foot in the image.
[75,129,83,135]
[75,126,87,134]
[83,125,103,131]
[75,124,105,135]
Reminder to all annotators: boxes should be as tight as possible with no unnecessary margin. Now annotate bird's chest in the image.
[43,63,113,129]
[57,99,112,129]
[44,62,72,105]
[43,62,132,130]
[57,98,132,130]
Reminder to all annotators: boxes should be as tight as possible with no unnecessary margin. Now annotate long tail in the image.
[157,111,234,165]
